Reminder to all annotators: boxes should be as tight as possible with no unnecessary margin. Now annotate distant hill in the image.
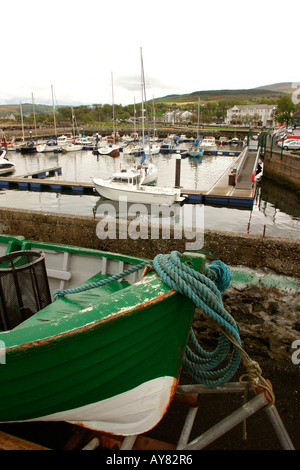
[254,82,295,94]
[0,103,53,115]
[155,82,294,104]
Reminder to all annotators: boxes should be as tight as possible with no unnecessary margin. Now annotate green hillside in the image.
[155,82,293,105]
[0,103,53,115]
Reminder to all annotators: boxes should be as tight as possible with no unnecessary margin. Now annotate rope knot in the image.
[240,359,275,405]
[240,359,263,388]
[206,260,231,293]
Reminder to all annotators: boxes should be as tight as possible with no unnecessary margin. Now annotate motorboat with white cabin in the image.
[199,137,216,147]
[93,169,184,206]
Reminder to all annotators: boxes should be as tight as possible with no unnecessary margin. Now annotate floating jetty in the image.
[182,147,259,207]
[0,166,94,194]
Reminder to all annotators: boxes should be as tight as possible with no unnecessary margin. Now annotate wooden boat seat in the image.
[11,271,131,331]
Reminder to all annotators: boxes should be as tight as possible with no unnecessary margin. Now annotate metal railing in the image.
[235,146,248,184]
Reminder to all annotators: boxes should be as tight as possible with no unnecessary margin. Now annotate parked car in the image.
[281,140,300,150]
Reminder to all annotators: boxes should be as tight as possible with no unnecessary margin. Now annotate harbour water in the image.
[1,147,300,240]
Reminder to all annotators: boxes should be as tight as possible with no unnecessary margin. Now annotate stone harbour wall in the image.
[0,207,299,277]
[264,148,300,192]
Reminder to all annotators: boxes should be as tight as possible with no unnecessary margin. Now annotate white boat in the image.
[62,144,83,152]
[57,135,74,146]
[36,139,62,153]
[144,142,161,155]
[0,150,15,174]
[98,144,120,157]
[37,135,74,153]
[135,162,158,185]
[123,143,143,156]
[121,134,133,144]
[160,139,177,152]
[75,136,95,148]
[179,134,191,143]
[93,169,184,206]
[200,137,216,147]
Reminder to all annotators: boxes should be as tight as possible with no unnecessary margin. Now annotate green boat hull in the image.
[0,237,196,434]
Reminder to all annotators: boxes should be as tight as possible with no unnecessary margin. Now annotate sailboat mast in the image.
[197,97,200,139]
[140,52,145,144]
[32,93,37,138]
[134,97,136,137]
[111,72,116,143]
[19,102,25,142]
[71,107,75,137]
[51,85,57,138]
[152,96,156,140]
[140,47,151,152]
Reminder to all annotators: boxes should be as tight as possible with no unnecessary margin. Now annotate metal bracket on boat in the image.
[181,252,206,273]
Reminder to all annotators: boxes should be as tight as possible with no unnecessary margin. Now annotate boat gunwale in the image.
[20,239,148,266]
[1,282,178,353]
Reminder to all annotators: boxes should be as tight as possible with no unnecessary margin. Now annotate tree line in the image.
[10,96,297,127]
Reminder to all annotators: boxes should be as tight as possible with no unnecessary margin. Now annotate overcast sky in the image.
[2,0,299,107]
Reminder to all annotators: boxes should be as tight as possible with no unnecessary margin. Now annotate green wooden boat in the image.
[0,237,203,436]
[0,235,298,437]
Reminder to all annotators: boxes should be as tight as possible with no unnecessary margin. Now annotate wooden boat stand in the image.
[0,381,294,450]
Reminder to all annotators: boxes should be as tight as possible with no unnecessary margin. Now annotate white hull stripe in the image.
[29,376,176,436]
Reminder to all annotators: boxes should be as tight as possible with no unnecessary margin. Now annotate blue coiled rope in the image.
[53,251,241,387]
[153,252,241,386]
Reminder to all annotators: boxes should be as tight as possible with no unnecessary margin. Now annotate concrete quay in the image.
[0,207,299,278]
[264,147,300,193]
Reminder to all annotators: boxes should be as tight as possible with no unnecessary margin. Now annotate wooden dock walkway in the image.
[182,148,259,207]
[18,166,62,179]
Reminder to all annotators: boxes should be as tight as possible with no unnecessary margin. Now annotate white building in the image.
[162,110,194,124]
[226,104,276,127]
[0,113,16,121]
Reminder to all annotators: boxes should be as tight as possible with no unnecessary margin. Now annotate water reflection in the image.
[259,177,300,219]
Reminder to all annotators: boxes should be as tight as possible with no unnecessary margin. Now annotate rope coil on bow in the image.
[153,251,241,386]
